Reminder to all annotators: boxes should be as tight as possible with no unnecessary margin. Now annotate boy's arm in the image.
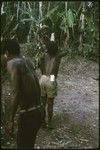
[37,53,45,74]
[59,48,71,57]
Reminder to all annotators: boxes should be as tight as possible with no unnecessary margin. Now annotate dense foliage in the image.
[1,1,99,59]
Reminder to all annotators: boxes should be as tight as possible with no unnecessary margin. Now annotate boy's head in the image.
[46,41,58,56]
[1,39,20,66]
[39,25,51,44]
[1,39,20,57]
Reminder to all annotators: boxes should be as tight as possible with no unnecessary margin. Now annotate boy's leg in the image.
[39,76,47,127]
[47,97,54,128]
[41,96,47,127]
[47,80,57,122]
[41,96,47,106]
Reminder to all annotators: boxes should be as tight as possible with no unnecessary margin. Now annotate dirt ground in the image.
[1,55,99,149]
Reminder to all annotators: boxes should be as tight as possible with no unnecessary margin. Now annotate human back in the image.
[7,56,41,109]
[39,41,63,79]
[41,53,61,78]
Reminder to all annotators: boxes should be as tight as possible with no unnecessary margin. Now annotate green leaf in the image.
[67,9,75,28]
[46,6,58,18]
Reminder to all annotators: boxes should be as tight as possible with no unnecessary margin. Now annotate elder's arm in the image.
[7,62,19,122]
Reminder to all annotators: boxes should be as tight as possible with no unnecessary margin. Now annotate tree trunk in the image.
[65,1,67,11]
[79,2,85,53]
[17,1,20,20]
[64,1,70,50]
[39,2,42,28]
[27,2,33,42]
[47,2,51,12]
[1,2,4,14]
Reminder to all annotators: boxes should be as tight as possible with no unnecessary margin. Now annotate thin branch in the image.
[17,1,20,20]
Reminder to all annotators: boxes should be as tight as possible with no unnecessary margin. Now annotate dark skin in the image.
[2,54,19,135]
[39,50,68,123]
[39,29,69,78]
[38,27,70,125]
[39,26,51,53]
[39,35,69,124]
[39,42,69,78]
[3,53,41,135]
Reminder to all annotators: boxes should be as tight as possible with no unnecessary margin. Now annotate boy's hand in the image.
[67,48,71,53]
[6,121,14,136]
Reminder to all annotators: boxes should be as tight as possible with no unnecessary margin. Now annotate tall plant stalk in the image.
[79,2,85,52]
[64,1,69,50]
[39,2,42,28]
[47,2,51,12]
[27,2,34,42]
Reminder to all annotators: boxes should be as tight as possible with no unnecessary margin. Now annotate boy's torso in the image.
[40,53,61,78]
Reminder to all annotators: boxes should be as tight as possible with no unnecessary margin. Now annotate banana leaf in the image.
[67,9,75,28]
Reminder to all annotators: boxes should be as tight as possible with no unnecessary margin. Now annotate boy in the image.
[39,41,68,128]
